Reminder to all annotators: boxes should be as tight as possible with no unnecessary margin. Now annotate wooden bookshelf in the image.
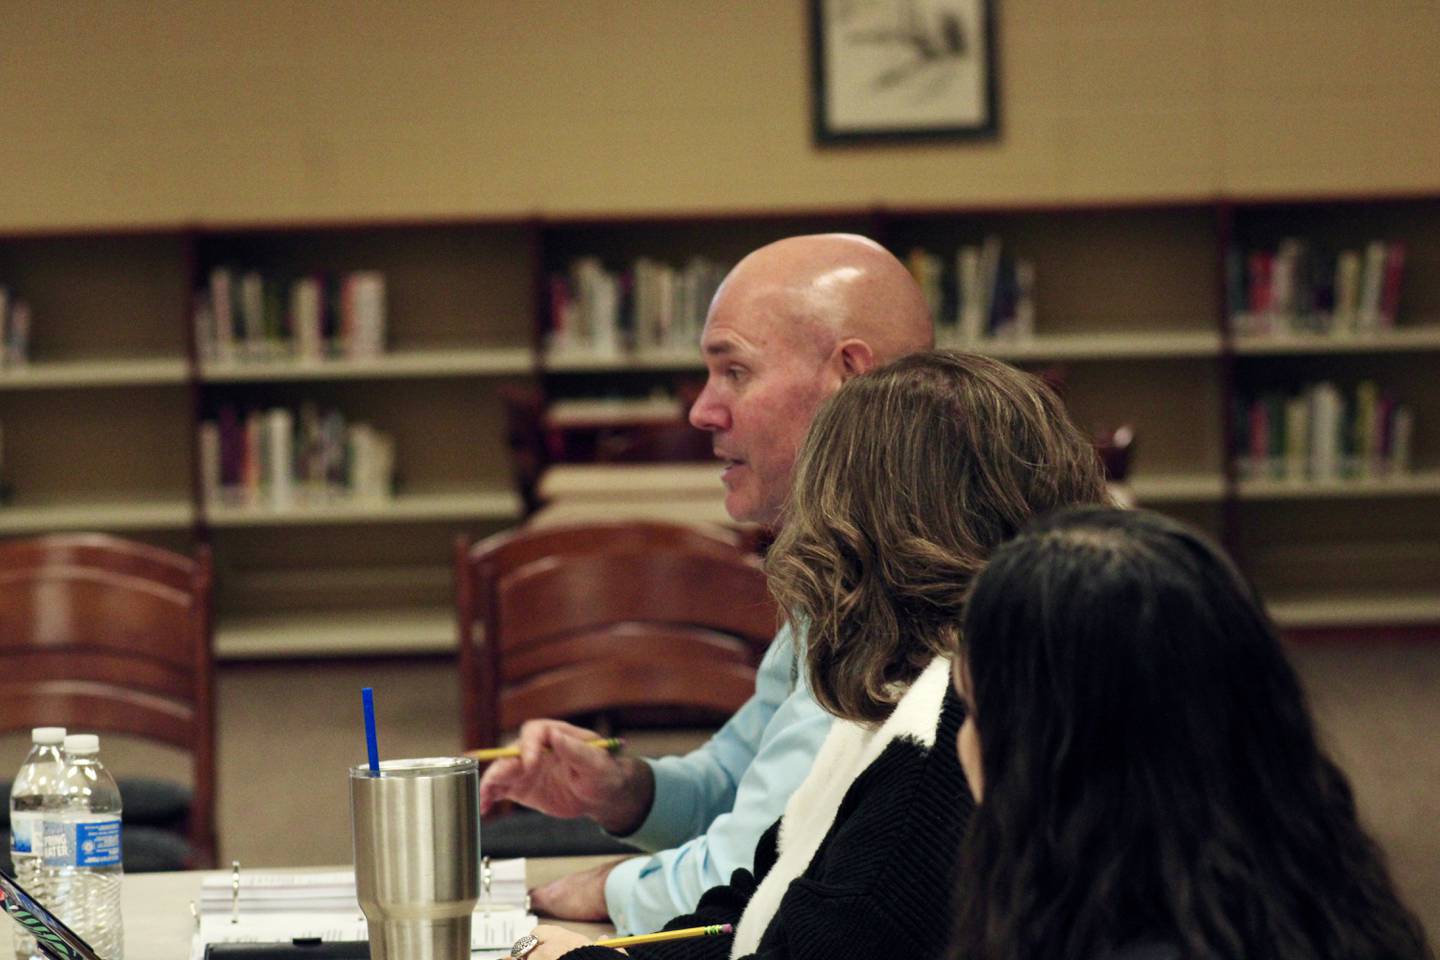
[214,606,455,659]
[1122,472,1227,504]
[1266,592,1440,630]
[1237,469,1440,501]
[0,356,188,390]
[1233,324,1440,356]
[0,228,194,549]
[541,348,705,373]
[199,346,533,382]
[204,486,520,527]
[183,223,533,649]
[0,494,193,533]
[966,330,1221,362]
[1226,197,1440,628]
[2,196,1437,652]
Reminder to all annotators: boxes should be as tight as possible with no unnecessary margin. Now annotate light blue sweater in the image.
[602,622,833,935]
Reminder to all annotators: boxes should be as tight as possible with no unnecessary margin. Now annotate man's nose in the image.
[689,386,729,432]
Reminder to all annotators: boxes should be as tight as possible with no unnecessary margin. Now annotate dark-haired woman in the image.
[524,350,1109,960]
[950,507,1432,960]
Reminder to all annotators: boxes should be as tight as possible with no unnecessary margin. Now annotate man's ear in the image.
[835,338,877,381]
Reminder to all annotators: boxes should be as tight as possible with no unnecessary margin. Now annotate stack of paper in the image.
[479,857,528,911]
[192,861,535,960]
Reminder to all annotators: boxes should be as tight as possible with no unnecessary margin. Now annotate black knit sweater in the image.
[564,680,973,960]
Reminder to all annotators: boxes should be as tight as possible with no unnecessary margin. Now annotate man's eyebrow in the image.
[703,339,740,358]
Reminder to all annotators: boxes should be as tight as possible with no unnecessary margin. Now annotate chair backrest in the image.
[0,533,216,867]
[456,521,777,750]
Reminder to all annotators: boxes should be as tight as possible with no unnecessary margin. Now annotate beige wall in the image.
[2,0,1438,230]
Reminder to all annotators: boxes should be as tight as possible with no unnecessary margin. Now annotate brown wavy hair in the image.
[766,350,1109,724]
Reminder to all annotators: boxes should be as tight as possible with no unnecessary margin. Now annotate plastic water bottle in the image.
[9,727,67,960]
[42,735,123,959]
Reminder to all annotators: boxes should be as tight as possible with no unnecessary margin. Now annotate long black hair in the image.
[951,507,1431,960]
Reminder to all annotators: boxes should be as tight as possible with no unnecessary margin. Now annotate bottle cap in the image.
[31,727,66,745]
[63,734,100,755]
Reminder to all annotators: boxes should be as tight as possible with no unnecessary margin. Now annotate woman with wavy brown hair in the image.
[535,349,1108,960]
[950,507,1431,960]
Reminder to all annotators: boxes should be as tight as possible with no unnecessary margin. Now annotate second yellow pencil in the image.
[598,923,733,948]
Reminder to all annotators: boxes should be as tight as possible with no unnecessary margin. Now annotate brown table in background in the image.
[531,463,741,530]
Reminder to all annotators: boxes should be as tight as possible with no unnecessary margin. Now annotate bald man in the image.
[478,234,933,934]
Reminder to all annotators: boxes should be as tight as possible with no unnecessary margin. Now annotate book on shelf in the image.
[1377,242,1406,331]
[633,257,677,352]
[546,255,727,360]
[1234,379,1414,482]
[341,271,386,358]
[1358,240,1388,333]
[196,267,387,365]
[0,286,32,367]
[956,244,983,342]
[1228,237,1408,339]
[905,238,1035,347]
[200,401,395,508]
[906,248,946,340]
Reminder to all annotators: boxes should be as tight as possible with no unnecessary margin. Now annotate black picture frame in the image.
[811,0,999,144]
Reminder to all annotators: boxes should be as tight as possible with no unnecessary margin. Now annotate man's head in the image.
[688,233,934,526]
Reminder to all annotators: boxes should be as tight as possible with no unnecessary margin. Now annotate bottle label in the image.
[41,816,123,868]
[10,811,41,854]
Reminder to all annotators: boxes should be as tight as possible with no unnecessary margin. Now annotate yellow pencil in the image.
[598,923,733,948]
[465,736,623,763]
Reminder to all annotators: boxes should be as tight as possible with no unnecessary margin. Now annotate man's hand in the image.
[478,719,655,833]
[524,923,608,960]
[529,858,628,922]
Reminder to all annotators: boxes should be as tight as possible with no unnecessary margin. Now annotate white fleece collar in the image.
[730,657,951,957]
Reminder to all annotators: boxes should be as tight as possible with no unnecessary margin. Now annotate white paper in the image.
[192,911,536,959]
[192,862,534,959]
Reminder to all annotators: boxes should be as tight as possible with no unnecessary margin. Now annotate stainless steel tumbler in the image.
[349,757,481,960]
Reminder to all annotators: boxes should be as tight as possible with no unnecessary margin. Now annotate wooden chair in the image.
[0,534,216,869]
[455,521,777,752]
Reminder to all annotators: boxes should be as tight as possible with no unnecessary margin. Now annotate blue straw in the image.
[362,687,380,775]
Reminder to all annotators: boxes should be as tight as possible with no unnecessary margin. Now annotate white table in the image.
[1,857,615,959]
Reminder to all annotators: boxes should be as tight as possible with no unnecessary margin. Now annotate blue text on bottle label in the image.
[41,817,122,868]
[11,812,40,854]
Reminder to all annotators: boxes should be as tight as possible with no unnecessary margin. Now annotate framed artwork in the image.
[811,0,999,144]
